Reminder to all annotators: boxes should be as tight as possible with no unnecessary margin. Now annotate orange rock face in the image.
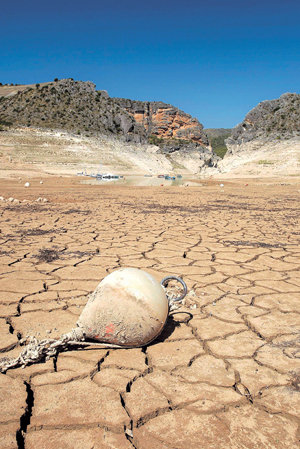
[114,99,209,146]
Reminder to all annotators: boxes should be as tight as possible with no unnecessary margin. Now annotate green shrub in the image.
[258,160,274,165]
[148,135,165,146]
[213,145,228,158]
[0,118,13,130]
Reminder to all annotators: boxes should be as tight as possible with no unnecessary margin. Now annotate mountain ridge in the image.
[0,79,219,175]
[1,81,299,177]
[0,79,209,147]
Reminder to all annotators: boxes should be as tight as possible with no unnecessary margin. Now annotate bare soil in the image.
[0,174,299,449]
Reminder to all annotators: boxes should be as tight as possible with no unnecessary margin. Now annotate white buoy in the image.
[24,182,30,188]
[78,268,169,346]
[0,269,187,372]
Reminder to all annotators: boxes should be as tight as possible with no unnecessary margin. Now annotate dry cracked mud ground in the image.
[0,176,299,449]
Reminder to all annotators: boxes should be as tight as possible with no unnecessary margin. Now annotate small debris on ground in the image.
[125,429,133,438]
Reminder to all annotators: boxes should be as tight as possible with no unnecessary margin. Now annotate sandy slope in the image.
[0,127,217,178]
[2,128,300,181]
[217,138,300,178]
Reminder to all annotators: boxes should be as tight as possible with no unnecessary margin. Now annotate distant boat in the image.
[102,174,119,179]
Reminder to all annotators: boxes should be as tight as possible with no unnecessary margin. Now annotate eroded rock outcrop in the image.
[113,98,218,170]
[218,93,300,176]
[0,79,146,143]
[0,80,210,149]
[114,98,209,146]
[0,79,220,172]
[225,93,300,156]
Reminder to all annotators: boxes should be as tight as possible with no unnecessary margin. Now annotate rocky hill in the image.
[0,79,208,145]
[218,93,300,177]
[0,79,219,174]
[225,93,300,154]
[0,79,146,142]
[114,98,209,146]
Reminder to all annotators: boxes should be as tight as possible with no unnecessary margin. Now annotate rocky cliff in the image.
[0,79,220,173]
[0,80,209,147]
[218,93,300,176]
[225,93,300,155]
[0,79,146,142]
[113,97,217,167]
[0,79,219,170]
[114,98,209,146]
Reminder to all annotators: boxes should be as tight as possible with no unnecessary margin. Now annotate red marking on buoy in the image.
[105,323,115,336]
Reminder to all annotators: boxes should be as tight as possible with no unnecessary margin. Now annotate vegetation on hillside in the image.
[0,79,212,155]
[148,134,191,148]
[0,79,146,142]
[0,116,12,131]
[204,128,232,158]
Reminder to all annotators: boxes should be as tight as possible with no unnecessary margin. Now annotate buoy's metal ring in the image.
[161,276,187,302]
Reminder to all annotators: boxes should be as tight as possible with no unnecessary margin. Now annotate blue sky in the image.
[0,0,299,127]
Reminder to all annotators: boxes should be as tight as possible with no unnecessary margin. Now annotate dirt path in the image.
[0,177,299,448]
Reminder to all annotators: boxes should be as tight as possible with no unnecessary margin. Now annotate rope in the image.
[0,327,81,373]
[0,275,188,373]
[0,326,133,373]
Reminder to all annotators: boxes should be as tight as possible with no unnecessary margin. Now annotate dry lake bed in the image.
[0,175,299,449]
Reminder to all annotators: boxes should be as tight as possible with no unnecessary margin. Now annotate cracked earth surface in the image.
[0,177,299,449]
